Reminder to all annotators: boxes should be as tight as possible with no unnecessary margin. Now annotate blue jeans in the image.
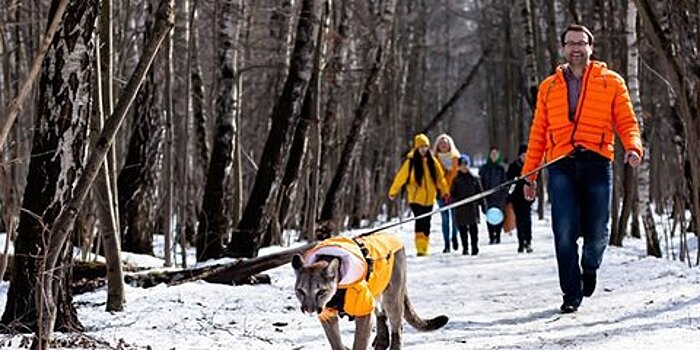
[438,198,458,245]
[548,152,612,306]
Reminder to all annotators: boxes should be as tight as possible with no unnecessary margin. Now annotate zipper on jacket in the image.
[569,62,593,149]
[549,132,555,146]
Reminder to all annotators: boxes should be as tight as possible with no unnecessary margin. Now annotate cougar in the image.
[292,232,448,350]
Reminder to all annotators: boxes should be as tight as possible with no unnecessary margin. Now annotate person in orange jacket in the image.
[521,24,643,314]
[389,134,450,256]
[433,134,460,253]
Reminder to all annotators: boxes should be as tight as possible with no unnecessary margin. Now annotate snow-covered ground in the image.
[1,209,699,349]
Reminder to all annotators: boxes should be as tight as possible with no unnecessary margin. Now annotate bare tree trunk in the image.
[269,4,326,246]
[0,1,98,344]
[503,4,515,156]
[304,89,322,242]
[232,4,250,228]
[95,0,125,312]
[227,0,323,258]
[627,1,643,240]
[100,0,120,234]
[196,0,242,261]
[0,0,70,151]
[613,0,644,246]
[118,1,167,255]
[520,0,539,129]
[642,203,662,257]
[567,0,581,23]
[163,18,175,267]
[29,1,174,346]
[318,0,347,198]
[185,0,207,255]
[543,0,560,71]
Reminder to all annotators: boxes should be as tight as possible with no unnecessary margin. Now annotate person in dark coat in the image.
[507,144,534,253]
[479,146,508,244]
[451,154,487,255]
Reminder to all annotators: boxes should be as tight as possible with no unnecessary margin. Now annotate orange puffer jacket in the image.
[522,61,643,180]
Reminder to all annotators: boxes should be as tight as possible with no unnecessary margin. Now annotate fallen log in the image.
[122,242,316,290]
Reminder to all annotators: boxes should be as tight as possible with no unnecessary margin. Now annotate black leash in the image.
[356,151,573,237]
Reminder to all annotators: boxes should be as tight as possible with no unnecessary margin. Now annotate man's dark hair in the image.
[560,24,595,46]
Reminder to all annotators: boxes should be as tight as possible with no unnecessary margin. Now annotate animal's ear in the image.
[291,254,304,271]
[324,259,339,280]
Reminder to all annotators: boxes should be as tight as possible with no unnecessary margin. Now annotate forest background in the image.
[0,0,698,348]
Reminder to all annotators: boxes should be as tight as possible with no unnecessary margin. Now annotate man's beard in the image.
[566,54,588,66]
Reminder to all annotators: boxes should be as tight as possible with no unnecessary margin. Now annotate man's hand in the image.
[624,150,642,168]
[524,180,537,201]
[389,195,396,201]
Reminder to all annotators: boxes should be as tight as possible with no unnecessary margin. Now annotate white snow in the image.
[0,208,699,349]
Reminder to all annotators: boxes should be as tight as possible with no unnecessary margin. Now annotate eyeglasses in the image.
[564,41,589,48]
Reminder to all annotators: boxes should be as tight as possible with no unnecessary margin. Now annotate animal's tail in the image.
[403,293,449,331]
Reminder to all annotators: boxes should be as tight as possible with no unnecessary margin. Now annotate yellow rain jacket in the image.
[388,149,449,206]
[303,232,404,318]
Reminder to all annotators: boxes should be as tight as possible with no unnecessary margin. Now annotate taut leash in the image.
[357,152,573,237]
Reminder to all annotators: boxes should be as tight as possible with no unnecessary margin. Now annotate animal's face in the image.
[291,254,339,315]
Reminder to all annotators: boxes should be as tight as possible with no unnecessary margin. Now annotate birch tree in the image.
[1,0,98,335]
[197,0,243,261]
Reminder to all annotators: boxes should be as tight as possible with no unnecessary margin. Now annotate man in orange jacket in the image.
[522,24,643,314]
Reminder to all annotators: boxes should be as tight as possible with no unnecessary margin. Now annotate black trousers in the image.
[409,203,433,234]
[457,224,479,252]
[513,202,532,246]
[487,222,503,243]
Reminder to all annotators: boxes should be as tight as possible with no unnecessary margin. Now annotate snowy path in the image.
[1,212,699,349]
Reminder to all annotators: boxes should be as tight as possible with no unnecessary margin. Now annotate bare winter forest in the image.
[0,0,698,348]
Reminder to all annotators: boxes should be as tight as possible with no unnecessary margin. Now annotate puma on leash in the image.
[292,232,448,350]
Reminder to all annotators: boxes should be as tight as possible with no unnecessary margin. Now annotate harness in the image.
[352,237,374,282]
[326,235,389,320]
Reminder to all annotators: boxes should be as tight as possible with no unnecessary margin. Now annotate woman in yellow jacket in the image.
[388,134,450,256]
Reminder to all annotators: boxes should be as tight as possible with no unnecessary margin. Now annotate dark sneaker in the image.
[443,247,450,253]
[471,248,479,256]
[560,302,578,314]
[517,245,524,253]
[462,249,469,255]
[525,245,533,253]
[452,237,459,250]
[582,272,597,297]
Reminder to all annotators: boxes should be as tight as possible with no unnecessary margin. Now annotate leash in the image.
[356,151,573,237]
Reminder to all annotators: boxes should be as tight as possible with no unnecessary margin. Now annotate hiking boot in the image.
[560,302,578,314]
[582,271,597,297]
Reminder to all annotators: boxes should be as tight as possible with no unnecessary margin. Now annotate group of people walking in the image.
[387,24,644,314]
[388,133,534,257]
